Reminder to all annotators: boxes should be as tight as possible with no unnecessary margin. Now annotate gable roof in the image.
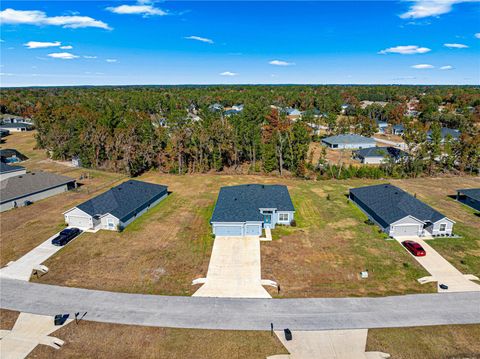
[322,134,376,145]
[354,146,407,159]
[211,184,295,223]
[427,127,460,140]
[0,149,29,162]
[0,172,75,204]
[0,162,25,174]
[350,184,448,226]
[0,123,33,129]
[457,188,480,202]
[75,180,168,222]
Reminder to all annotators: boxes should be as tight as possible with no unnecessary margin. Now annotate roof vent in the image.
[18,175,23,178]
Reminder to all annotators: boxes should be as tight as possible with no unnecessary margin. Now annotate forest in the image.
[0,85,479,179]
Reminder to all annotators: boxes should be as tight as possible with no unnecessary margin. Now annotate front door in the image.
[263,214,272,228]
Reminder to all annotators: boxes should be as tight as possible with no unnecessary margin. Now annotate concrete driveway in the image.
[0,229,82,281]
[268,329,390,359]
[193,236,272,298]
[0,312,71,359]
[395,236,480,292]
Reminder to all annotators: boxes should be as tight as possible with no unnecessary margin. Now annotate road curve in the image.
[1,278,479,331]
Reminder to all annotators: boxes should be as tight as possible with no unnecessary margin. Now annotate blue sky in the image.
[1,1,479,86]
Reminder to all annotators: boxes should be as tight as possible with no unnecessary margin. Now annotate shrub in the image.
[290,219,297,227]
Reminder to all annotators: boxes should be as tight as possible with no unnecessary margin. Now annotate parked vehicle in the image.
[52,228,81,246]
[402,240,426,256]
[284,328,293,341]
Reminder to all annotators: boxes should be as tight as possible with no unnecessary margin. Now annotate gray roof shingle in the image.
[76,180,168,222]
[322,134,376,145]
[0,172,75,203]
[457,188,480,202]
[0,162,25,174]
[350,184,447,225]
[354,146,407,159]
[211,184,295,223]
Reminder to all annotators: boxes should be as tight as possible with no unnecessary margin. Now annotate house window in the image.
[279,213,289,222]
[439,223,447,231]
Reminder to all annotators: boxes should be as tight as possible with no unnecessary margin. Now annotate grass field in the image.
[2,131,479,298]
[1,309,479,359]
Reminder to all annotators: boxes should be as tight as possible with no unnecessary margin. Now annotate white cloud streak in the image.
[440,65,454,70]
[379,45,431,55]
[60,45,73,50]
[47,52,79,60]
[106,58,117,63]
[400,0,479,19]
[0,8,110,29]
[184,35,214,44]
[411,64,434,69]
[106,4,167,16]
[24,41,61,49]
[219,71,238,76]
[444,43,468,48]
[83,55,97,59]
[475,33,480,39]
[269,60,295,66]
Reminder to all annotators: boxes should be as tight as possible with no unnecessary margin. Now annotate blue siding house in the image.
[211,184,295,237]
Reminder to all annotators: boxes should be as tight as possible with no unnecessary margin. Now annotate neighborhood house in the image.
[349,184,455,237]
[322,134,376,150]
[64,180,168,231]
[456,188,480,211]
[210,184,295,237]
[353,146,407,164]
[0,172,76,212]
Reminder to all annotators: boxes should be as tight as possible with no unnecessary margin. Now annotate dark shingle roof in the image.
[0,149,29,162]
[322,134,376,145]
[211,184,295,223]
[0,172,75,203]
[76,180,168,222]
[354,146,407,159]
[350,184,447,225]
[427,127,460,140]
[0,162,25,174]
[0,123,33,129]
[457,188,480,202]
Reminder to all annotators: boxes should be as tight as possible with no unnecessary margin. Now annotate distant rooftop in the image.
[457,188,480,202]
[322,134,376,145]
[0,162,25,174]
[354,146,407,159]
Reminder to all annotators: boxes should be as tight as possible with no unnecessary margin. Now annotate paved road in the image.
[1,279,479,331]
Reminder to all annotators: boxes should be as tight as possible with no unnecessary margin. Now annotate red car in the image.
[402,240,426,256]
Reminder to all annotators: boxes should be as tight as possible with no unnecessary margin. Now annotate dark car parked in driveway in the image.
[52,228,81,246]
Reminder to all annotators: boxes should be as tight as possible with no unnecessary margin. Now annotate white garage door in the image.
[393,225,420,237]
[214,225,243,237]
[245,224,261,236]
[67,215,91,229]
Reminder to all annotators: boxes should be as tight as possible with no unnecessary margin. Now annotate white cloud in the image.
[24,41,61,49]
[83,55,97,59]
[47,52,79,60]
[0,8,110,29]
[440,65,454,70]
[444,43,468,48]
[475,33,480,39]
[106,4,167,16]
[269,60,295,66]
[379,45,431,55]
[219,71,238,76]
[60,45,73,50]
[400,0,479,19]
[106,58,117,63]
[185,35,214,44]
[411,64,434,69]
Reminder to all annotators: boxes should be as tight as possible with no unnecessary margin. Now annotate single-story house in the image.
[427,127,460,143]
[0,149,29,163]
[0,123,34,132]
[224,109,241,117]
[322,134,376,150]
[456,188,480,211]
[0,172,76,212]
[210,184,295,237]
[360,101,388,109]
[392,124,404,136]
[209,103,224,112]
[0,114,33,124]
[0,163,26,181]
[349,184,455,237]
[376,120,388,134]
[64,180,168,231]
[353,146,407,164]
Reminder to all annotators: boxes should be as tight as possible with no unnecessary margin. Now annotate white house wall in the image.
[64,207,94,229]
[0,184,70,212]
[430,218,454,236]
